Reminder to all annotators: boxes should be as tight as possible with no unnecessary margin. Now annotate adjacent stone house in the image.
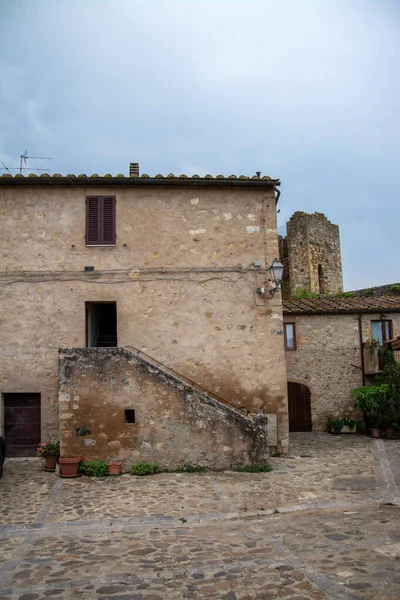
[283,296,400,431]
[0,166,288,466]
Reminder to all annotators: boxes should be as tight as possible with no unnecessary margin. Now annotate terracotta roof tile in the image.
[0,173,280,187]
[283,296,400,314]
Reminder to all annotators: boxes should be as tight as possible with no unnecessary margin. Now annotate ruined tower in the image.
[280,212,343,298]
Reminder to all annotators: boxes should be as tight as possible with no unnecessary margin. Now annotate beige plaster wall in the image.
[0,183,289,451]
[284,312,400,429]
[59,348,269,470]
[0,185,278,271]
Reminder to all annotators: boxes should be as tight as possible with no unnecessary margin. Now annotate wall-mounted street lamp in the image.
[256,258,284,298]
[269,258,284,297]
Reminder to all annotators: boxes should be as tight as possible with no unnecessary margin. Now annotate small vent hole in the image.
[125,409,135,424]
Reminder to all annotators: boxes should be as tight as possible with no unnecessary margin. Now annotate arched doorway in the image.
[288,382,312,432]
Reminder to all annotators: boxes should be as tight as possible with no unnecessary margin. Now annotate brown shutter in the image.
[102,197,116,244]
[86,196,116,245]
[86,197,100,245]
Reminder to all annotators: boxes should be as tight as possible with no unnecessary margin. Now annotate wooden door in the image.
[288,382,312,432]
[4,393,41,457]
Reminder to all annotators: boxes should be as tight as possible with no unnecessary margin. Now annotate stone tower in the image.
[280,212,343,298]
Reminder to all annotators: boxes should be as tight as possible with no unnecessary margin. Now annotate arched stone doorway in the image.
[288,382,312,432]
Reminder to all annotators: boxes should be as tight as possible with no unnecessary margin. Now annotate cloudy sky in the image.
[1,0,399,290]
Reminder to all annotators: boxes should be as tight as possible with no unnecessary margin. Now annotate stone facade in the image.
[0,173,289,455]
[284,308,400,430]
[281,212,343,297]
[59,348,269,470]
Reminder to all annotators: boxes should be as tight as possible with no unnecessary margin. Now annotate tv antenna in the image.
[0,161,14,175]
[20,150,53,174]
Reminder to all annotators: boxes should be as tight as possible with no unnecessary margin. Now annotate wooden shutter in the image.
[102,197,116,244]
[86,197,100,245]
[86,196,116,245]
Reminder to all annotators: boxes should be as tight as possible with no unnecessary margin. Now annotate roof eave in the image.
[0,176,280,188]
[283,307,400,315]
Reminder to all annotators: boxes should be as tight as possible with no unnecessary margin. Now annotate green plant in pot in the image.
[37,440,60,471]
[327,417,357,435]
[352,384,389,437]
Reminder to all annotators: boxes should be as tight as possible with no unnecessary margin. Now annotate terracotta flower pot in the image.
[59,456,81,478]
[108,461,121,476]
[44,455,58,471]
[370,428,381,439]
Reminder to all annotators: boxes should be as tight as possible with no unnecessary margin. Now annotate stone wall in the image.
[0,182,289,452]
[284,311,400,429]
[58,348,269,470]
[282,212,343,297]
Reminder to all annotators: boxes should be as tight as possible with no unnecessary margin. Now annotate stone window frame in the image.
[284,322,297,350]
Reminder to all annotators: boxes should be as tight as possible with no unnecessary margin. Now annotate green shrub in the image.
[292,288,319,299]
[352,384,389,427]
[233,463,272,473]
[390,284,400,294]
[359,288,374,297]
[336,291,355,298]
[130,462,159,476]
[80,461,108,477]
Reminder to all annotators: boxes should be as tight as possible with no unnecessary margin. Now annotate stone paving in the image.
[0,433,399,599]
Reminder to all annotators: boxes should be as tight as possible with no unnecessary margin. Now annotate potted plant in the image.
[37,439,60,471]
[59,452,82,478]
[327,417,357,434]
[107,460,121,476]
[352,383,389,438]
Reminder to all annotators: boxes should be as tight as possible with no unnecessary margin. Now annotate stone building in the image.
[280,211,343,298]
[279,209,400,431]
[282,296,400,431]
[0,166,288,466]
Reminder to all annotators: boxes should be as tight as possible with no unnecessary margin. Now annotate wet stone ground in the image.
[0,433,399,599]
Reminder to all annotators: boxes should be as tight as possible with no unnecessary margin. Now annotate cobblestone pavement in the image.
[0,433,399,599]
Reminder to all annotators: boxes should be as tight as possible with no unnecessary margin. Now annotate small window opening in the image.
[86,301,117,347]
[125,409,135,423]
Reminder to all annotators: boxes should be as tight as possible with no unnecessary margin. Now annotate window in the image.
[86,196,116,245]
[318,264,325,294]
[371,320,392,344]
[284,322,296,350]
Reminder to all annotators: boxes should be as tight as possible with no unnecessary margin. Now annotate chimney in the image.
[129,162,139,177]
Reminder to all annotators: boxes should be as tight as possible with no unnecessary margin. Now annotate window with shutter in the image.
[86,196,116,245]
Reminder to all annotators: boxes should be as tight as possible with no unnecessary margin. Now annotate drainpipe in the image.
[274,185,281,204]
[359,314,366,386]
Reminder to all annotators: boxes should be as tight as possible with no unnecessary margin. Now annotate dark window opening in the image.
[86,196,116,245]
[318,264,325,294]
[86,302,117,347]
[284,322,296,350]
[125,409,135,423]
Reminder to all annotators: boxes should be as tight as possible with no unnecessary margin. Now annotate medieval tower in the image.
[280,212,343,299]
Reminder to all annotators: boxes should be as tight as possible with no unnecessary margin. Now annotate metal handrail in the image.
[123,344,247,414]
